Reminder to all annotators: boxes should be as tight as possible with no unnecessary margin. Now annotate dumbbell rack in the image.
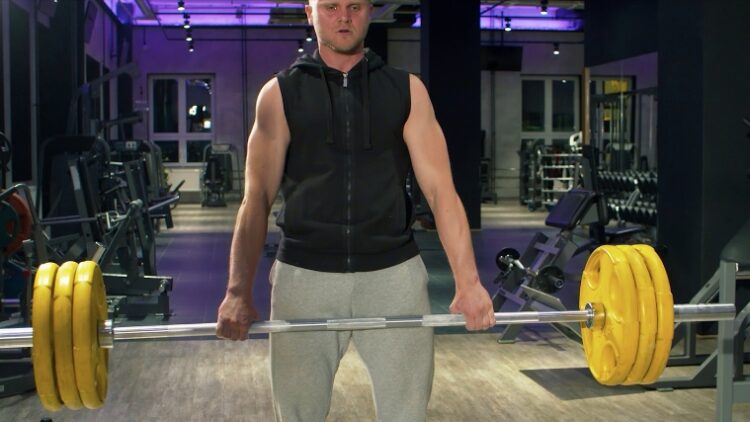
[539,152,582,207]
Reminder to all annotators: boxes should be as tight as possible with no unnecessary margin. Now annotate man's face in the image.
[306,0,373,54]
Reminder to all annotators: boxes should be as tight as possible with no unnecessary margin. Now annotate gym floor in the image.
[1,201,749,421]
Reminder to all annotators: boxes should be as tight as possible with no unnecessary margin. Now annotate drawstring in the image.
[362,55,372,150]
[313,49,371,148]
[318,65,334,145]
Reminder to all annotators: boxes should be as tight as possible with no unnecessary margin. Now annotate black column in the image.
[365,24,388,62]
[657,0,750,302]
[420,0,481,228]
[9,1,31,181]
[38,0,82,145]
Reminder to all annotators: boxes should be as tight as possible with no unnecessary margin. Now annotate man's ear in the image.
[305,4,314,25]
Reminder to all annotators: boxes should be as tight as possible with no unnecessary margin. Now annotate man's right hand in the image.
[216,292,260,341]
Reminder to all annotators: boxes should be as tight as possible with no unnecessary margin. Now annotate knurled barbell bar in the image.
[0,244,738,411]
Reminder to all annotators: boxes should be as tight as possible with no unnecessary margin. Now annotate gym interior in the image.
[1,0,750,420]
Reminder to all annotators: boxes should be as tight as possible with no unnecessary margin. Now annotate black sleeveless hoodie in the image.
[275,49,419,272]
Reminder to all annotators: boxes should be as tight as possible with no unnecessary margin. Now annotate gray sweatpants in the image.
[269,255,434,422]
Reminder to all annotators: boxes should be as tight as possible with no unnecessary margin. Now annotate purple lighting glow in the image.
[480,17,582,31]
[135,11,273,26]
[412,5,582,31]
[107,2,582,31]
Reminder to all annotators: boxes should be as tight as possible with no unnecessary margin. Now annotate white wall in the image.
[130,27,306,193]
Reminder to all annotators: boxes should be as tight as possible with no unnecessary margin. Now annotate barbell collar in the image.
[0,303,736,350]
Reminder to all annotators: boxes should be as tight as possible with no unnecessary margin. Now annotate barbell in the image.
[0,244,737,411]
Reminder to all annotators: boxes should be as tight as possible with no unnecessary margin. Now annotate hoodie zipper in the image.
[343,71,353,271]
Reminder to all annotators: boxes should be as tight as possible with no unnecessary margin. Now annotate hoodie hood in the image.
[287,49,385,149]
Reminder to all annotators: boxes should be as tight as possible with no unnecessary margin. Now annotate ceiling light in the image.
[186,30,193,42]
[540,0,548,15]
[553,43,560,55]
[504,17,511,32]
[177,1,185,12]
[188,43,194,53]
[297,40,304,53]
[306,28,313,43]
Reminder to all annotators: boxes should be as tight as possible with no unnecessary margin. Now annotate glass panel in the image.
[552,80,575,132]
[186,79,212,133]
[155,140,179,163]
[153,79,178,133]
[522,80,545,132]
[187,140,211,162]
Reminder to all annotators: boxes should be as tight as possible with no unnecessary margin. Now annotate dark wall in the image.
[38,0,81,146]
[420,0,481,228]
[657,0,750,302]
[584,0,657,67]
[656,0,703,302]
[9,1,31,181]
[365,24,388,62]
[0,5,4,134]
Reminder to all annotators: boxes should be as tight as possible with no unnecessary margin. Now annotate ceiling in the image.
[107,0,584,30]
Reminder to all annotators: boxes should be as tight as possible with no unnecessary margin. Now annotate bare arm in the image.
[403,74,495,331]
[217,78,290,340]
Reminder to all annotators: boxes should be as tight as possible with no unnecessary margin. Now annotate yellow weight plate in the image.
[73,261,109,409]
[616,245,657,385]
[579,245,640,385]
[53,261,83,410]
[31,262,63,411]
[633,245,675,384]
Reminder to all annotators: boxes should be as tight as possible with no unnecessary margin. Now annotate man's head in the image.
[305,0,373,55]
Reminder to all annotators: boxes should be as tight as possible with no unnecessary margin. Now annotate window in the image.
[522,80,545,132]
[521,76,580,145]
[187,140,211,162]
[149,75,214,165]
[552,80,575,132]
[153,80,178,133]
[155,140,179,163]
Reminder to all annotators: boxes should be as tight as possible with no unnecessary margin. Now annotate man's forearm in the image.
[430,192,480,289]
[226,194,271,301]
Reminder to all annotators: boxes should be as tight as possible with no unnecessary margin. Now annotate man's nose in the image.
[336,8,352,21]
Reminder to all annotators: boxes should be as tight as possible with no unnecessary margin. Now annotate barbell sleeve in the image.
[0,303,735,350]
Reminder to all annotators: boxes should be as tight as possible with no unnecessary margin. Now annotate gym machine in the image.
[0,136,38,398]
[201,143,243,207]
[492,188,607,343]
[36,136,174,317]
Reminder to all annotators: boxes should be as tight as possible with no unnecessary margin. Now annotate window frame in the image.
[148,73,216,166]
[520,75,581,145]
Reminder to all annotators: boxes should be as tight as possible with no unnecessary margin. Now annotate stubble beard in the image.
[320,27,369,55]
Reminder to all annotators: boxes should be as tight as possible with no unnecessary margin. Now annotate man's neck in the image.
[317,45,366,73]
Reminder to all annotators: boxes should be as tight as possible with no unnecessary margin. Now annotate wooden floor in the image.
[3,330,750,421]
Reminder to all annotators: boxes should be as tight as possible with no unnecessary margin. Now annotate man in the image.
[216,0,495,420]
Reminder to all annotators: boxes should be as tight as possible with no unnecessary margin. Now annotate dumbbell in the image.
[495,248,521,275]
[533,265,566,293]
[495,249,565,292]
